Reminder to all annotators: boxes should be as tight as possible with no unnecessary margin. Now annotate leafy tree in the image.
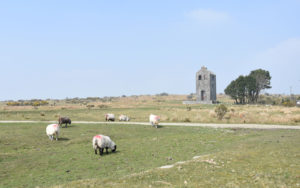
[225,80,238,103]
[249,69,271,102]
[224,69,271,104]
[244,75,256,103]
[235,76,246,104]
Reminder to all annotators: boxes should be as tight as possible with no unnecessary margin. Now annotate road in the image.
[0,120,300,130]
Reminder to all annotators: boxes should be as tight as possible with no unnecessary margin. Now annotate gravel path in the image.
[0,120,299,130]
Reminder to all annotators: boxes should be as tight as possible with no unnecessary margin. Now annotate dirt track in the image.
[0,120,299,130]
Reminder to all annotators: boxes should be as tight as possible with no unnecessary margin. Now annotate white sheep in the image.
[46,124,60,141]
[105,113,115,121]
[92,134,117,156]
[149,114,160,128]
[119,114,130,121]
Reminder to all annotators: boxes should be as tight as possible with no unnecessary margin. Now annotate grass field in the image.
[0,122,299,187]
[1,95,300,125]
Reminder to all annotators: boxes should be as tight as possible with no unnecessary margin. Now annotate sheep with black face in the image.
[92,134,117,156]
[58,116,71,128]
[105,114,115,121]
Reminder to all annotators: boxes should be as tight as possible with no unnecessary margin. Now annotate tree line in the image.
[224,69,271,104]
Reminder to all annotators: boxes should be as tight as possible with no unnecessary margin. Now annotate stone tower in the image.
[196,66,216,103]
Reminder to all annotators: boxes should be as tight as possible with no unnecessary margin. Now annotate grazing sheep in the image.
[58,116,71,128]
[46,124,60,141]
[149,114,160,128]
[92,134,117,156]
[119,114,130,121]
[105,113,115,121]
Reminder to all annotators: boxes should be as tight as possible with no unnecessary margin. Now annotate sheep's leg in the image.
[155,124,158,128]
[105,147,109,154]
[151,122,154,127]
[56,132,59,140]
[48,135,52,140]
[100,148,104,155]
[95,149,97,154]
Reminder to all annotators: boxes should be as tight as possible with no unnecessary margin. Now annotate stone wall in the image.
[195,66,216,103]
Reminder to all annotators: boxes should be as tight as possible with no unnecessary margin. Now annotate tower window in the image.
[198,75,202,80]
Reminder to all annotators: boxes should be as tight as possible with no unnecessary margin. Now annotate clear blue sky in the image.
[0,0,300,100]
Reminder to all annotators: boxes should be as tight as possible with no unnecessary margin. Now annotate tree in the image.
[235,76,246,104]
[224,80,238,103]
[224,69,271,104]
[249,69,271,102]
[244,75,256,103]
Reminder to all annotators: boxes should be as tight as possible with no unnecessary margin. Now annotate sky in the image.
[0,0,300,100]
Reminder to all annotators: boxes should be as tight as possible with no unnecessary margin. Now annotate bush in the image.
[86,104,95,109]
[282,100,295,107]
[183,118,191,122]
[32,101,40,106]
[215,104,228,120]
[157,92,169,96]
[98,104,109,109]
[6,101,21,106]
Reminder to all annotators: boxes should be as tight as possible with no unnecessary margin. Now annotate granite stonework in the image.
[183,66,217,104]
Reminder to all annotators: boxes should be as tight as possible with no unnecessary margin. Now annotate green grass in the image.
[0,123,299,187]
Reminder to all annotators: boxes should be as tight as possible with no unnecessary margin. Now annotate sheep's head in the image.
[112,145,117,152]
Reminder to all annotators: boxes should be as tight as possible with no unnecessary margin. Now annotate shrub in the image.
[157,92,169,96]
[215,104,228,120]
[183,118,191,122]
[282,101,295,107]
[186,106,192,111]
[86,104,95,109]
[292,117,300,123]
[40,101,49,105]
[98,104,109,109]
[32,101,41,106]
[6,101,21,106]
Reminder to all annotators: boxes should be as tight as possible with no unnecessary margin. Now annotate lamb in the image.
[46,124,60,141]
[92,134,117,156]
[58,116,71,128]
[119,114,130,121]
[149,114,160,128]
[105,113,115,121]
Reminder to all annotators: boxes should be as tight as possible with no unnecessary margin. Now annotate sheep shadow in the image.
[58,137,70,141]
[151,125,163,129]
[94,150,120,157]
[60,125,76,128]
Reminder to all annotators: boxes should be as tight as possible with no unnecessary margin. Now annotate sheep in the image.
[58,116,71,128]
[119,114,130,121]
[105,113,115,121]
[149,114,160,128]
[92,134,117,156]
[46,124,60,141]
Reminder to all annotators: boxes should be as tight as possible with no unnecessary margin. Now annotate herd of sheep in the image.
[45,114,160,156]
